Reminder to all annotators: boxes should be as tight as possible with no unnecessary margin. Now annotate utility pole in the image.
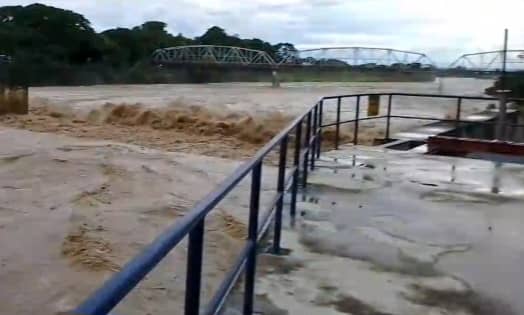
[495,29,510,140]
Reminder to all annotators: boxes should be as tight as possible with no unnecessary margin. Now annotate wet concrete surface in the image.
[249,146,524,315]
[393,108,515,142]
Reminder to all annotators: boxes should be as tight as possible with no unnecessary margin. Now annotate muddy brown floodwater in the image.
[0,78,495,160]
[0,79,495,315]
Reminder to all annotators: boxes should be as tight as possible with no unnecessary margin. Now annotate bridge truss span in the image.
[449,50,524,71]
[152,45,434,68]
[152,45,276,66]
[282,47,434,67]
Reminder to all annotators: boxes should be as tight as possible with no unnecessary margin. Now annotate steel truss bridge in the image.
[449,50,524,71]
[152,45,434,67]
[282,47,433,66]
[152,45,524,72]
[152,45,277,66]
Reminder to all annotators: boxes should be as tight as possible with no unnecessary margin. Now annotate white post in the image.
[272,70,280,88]
[495,29,509,141]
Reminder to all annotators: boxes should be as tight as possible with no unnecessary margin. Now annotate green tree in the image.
[198,26,238,46]
[101,28,141,67]
[486,73,524,99]
[0,3,296,85]
[274,43,299,63]
[0,4,102,63]
[196,26,279,58]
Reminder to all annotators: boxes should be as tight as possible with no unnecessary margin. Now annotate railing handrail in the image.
[322,92,524,102]
[392,92,524,102]
[72,99,322,315]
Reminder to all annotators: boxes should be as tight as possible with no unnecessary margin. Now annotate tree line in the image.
[0,3,298,85]
[486,73,524,99]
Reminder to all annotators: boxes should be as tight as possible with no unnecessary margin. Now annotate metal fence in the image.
[321,93,524,148]
[71,92,523,315]
[71,97,323,315]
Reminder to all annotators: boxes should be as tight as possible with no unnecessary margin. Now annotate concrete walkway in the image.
[248,146,524,315]
[393,109,512,142]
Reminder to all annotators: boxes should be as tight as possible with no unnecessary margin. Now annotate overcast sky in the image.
[3,0,524,65]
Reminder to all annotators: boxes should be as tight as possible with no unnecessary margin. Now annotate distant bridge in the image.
[281,47,433,66]
[151,45,524,75]
[152,45,434,68]
[448,50,524,72]
[152,45,277,66]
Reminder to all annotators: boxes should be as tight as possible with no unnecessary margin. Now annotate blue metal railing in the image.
[71,92,524,315]
[321,93,524,148]
[71,98,323,315]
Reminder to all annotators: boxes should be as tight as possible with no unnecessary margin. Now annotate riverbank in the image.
[137,64,435,84]
[10,63,435,86]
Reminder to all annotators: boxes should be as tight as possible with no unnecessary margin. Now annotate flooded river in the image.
[30,78,494,117]
[0,77,502,315]
[16,78,497,158]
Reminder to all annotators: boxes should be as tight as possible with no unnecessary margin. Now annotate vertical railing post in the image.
[302,111,312,187]
[455,97,462,123]
[354,96,361,145]
[335,97,341,149]
[290,122,302,222]
[184,219,205,315]
[311,104,318,170]
[455,97,463,137]
[273,135,288,254]
[243,162,262,315]
[316,99,323,158]
[385,94,393,140]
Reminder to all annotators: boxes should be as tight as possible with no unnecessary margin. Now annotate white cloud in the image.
[2,0,524,64]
